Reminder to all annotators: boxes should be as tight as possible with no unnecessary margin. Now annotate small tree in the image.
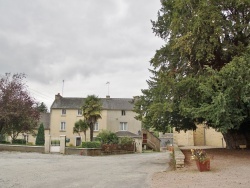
[0,73,40,140]
[73,119,89,141]
[35,123,45,145]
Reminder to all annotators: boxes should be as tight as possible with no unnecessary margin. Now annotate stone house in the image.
[5,112,50,144]
[49,94,142,147]
[173,124,226,148]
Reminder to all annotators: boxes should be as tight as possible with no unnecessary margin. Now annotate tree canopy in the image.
[36,102,48,113]
[0,73,40,140]
[134,0,250,148]
[73,119,89,141]
[81,95,102,141]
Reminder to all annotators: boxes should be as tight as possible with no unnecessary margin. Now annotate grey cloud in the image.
[0,0,163,107]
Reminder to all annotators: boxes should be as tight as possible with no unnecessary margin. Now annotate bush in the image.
[119,137,134,145]
[27,142,34,146]
[0,141,10,144]
[82,141,101,148]
[36,123,45,145]
[51,140,60,146]
[12,139,26,144]
[96,130,119,144]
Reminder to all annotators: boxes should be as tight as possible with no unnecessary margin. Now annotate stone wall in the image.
[0,144,44,153]
[173,125,226,147]
[65,147,102,156]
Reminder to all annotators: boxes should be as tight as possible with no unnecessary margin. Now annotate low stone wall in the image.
[66,147,134,156]
[0,144,135,156]
[65,147,102,156]
[0,144,44,153]
[173,144,185,168]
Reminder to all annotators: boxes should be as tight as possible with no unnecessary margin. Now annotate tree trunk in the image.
[84,131,86,141]
[222,130,248,149]
[89,124,93,141]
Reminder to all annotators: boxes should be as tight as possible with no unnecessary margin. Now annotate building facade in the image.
[50,94,142,146]
[173,124,226,148]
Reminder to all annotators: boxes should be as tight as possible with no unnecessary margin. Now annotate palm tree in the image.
[73,119,89,141]
[82,95,102,141]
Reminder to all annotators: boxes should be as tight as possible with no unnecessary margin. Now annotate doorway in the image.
[76,137,82,146]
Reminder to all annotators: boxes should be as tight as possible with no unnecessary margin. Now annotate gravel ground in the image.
[0,151,170,188]
[151,148,250,188]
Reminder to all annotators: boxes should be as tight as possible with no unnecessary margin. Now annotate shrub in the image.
[0,141,10,144]
[119,137,134,145]
[68,143,74,147]
[12,139,26,144]
[36,123,45,145]
[82,141,101,148]
[27,142,34,146]
[96,130,119,144]
[51,140,60,146]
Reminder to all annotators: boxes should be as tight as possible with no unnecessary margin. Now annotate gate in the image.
[45,135,66,154]
[50,138,60,153]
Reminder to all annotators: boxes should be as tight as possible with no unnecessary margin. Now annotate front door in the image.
[76,137,81,146]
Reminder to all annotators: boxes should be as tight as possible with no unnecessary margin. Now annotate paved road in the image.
[0,151,170,188]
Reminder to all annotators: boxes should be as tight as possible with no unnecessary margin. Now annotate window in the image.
[121,110,126,116]
[120,122,127,131]
[94,122,99,131]
[60,122,66,131]
[77,109,82,116]
[62,109,66,115]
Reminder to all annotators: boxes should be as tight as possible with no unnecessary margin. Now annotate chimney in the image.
[55,93,62,100]
[133,96,140,103]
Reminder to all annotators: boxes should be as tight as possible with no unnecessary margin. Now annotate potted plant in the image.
[191,149,210,172]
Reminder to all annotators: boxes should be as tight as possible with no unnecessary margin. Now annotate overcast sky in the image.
[0,0,163,109]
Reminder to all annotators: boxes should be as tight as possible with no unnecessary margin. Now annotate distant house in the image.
[49,94,142,147]
[173,124,226,148]
[5,112,50,144]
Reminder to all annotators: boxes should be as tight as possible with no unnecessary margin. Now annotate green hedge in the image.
[0,141,10,144]
[12,139,26,144]
[82,141,101,148]
[119,137,133,145]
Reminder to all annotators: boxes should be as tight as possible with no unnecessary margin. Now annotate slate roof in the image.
[51,96,135,110]
[115,131,142,138]
[39,112,50,130]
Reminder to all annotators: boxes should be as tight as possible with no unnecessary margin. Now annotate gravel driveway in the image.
[0,151,170,188]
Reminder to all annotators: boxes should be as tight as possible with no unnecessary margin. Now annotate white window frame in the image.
[77,109,82,116]
[120,122,127,131]
[62,109,66,115]
[60,122,66,131]
[94,122,99,131]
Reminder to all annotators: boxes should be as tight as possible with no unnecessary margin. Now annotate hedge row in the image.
[82,141,101,148]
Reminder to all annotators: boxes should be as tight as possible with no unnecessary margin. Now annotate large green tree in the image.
[73,119,89,141]
[81,95,102,141]
[135,0,250,149]
[0,73,40,140]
